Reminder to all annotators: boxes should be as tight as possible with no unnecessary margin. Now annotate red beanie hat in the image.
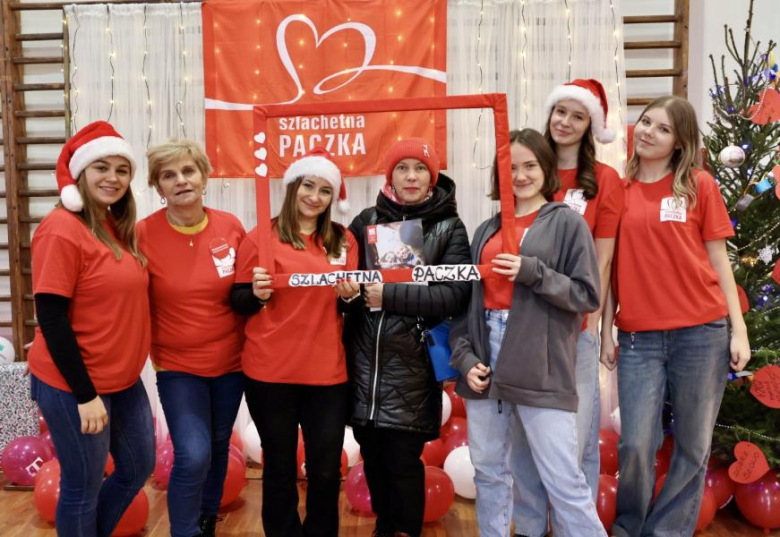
[543,79,616,144]
[283,146,348,213]
[56,121,136,212]
[384,138,441,186]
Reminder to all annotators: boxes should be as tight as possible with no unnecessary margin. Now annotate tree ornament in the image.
[735,193,755,211]
[741,254,759,268]
[758,245,776,264]
[719,145,746,167]
[754,177,774,194]
[728,441,770,484]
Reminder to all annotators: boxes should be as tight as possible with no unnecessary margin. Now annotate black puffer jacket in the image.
[343,174,472,438]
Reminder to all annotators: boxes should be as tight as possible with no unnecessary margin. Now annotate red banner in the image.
[203,0,447,178]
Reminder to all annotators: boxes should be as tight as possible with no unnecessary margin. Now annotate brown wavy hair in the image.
[275,176,346,258]
[490,129,560,202]
[543,112,599,200]
[626,95,701,208]
[57,165,146,266]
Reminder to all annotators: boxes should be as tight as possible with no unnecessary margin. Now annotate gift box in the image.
[0,363,39,453]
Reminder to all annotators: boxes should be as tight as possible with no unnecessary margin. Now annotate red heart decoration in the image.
[736,285,749,314]
[728,441,771,484]
[750,365,780,409]
[748,89,780,125]
[773,259,780,286]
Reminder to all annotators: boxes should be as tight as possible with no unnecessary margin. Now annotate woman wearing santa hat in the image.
[342,138,472,537]
[230,146,357,537]
[136,139,246,537]
[27,121,155,535]
[511,78,624,535]
[605,96,750,537]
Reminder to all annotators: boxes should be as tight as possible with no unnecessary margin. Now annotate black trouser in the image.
[352,422,428,536]
[244,377,347,537]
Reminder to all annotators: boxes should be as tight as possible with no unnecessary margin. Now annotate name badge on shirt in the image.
[660,197,687,223]
[210,238,236,278]
[329,246,347,265]
[564,189,588,215]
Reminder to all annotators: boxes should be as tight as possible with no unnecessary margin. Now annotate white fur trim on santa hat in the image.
[283,155,342,191]
[60,183,83,212]
[543,86,616,144]
[68,136,137,181]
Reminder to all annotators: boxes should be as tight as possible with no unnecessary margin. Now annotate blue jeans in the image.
[613,320,729,537]
[30,375,155,537]
[157,371,244,537]
[466,311,605,537]
[512,329,601,533]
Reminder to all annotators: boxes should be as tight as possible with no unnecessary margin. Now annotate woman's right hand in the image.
[78,396,108,434]
[252,267,273,301]
[600,331,617,371]
[466,363,491,393]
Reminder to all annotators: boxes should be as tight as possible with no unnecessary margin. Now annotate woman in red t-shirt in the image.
[231,147,358,537]
[511,79,624,532]
[28,121,155,534]
[605,96,750,537]
[137,140,246,537]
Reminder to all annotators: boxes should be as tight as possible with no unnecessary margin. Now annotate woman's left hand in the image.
[364,283,384,309]
[334,279,360,300]
[730,330,751,372]
[491,253,522,281]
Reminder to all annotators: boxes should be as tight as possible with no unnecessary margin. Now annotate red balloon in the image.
[297,434,307,479]
[705,465,735,509]
[423,466,455,522]
[734,470,780,530]
[230,430,243,454]
[39,431,56,459]
[220,452,246,507]
[654,473,717,532]
[654,448,671,478]
[421,439,447,468]
[443,430,469,455]
[34,458,60,488]
[228,444,244,464]
[345,462,374,515]
[33,462,60,523]
[596,474,618,533]
[340,449,349,477]
[105,453,115,476]
[39,413,48,435]
[444,384,466,418]
[598,430,619,476]
[153,441,175,488]
[113,489,150,536]
[660,435,674,457]
[1,435,54,486]
[441,416,467,441]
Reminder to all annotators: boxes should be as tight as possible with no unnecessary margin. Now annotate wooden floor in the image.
[1,472,777,536]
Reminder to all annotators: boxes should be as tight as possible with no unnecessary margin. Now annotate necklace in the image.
[165,210,208,247]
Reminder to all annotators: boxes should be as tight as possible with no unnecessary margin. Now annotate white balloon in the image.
[0,337,15,364]
[242,421,262,464]
[343,426,360,467]
[443,445,476,499]
[611,407,622,436]
[441,390,452,426]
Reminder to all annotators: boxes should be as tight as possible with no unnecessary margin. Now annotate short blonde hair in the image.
[146,139,213,189]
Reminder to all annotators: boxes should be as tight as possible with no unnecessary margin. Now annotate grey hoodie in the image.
[449,202,600,412]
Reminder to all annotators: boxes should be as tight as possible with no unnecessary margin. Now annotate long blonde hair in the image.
[626,95,701,207]
[58,168,146,266]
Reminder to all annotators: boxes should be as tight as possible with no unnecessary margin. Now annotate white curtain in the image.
[66,0,627,236]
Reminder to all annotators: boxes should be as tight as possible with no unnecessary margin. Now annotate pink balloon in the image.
[1,436,53,486]
[153,441,175,489]
[39,431,56,459]
[345,462,375,515]
[34,458,60,488]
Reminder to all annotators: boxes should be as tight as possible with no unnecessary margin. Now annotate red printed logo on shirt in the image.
[660,197,687,223]
[210,237,236,278]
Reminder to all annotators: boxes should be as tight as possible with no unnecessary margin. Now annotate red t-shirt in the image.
[236,225,359,385]
[28,208,151,393]
[481,211,539,310]
[553,162,624,239]
[614,170,734,331]
[137,208,246,376]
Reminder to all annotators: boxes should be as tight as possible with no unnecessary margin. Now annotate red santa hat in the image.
[56,121,136,212]
[384,138,441,186]
[543,79,616,144]
[283,146,349,213]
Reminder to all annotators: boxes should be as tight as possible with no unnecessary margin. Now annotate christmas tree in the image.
[703,0,780,468]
